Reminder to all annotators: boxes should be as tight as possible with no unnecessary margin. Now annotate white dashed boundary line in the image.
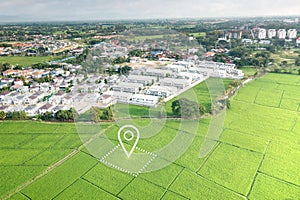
[99,145,157,177]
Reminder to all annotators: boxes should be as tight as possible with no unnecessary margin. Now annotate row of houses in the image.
[102,91,159,107]
[0,39,80,56]
[0,58,245,115]
[108,60,243,107]
[0,102,71,117]
[256,28,298,39]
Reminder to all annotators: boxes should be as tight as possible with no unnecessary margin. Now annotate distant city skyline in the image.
[0,0,300,22]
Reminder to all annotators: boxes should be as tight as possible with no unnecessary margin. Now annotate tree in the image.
[281,60,288,67]
[118,66,132,76]
[55,110,68,121]
[112,57,128,65]
[266,45,276,53]
[0,111,6,120]
[66,87,71,93]
[68,108,78,121]
[171,98,206,119]
[229,80,239,88]
[295,58,300,66]
[100,107,113,120]
[88,107,103,122]
[229,47,249,58]
[199,104,207,115]
[11,111,27,120]
[171,100,181,116]
[213,54,226,63]
[128,49,144,57]
[55,108,78,121]
[273,39,285,47]
[90,108,100,122]
[226,99,231,109]
[255,51,271,68]
[41,112,53,121]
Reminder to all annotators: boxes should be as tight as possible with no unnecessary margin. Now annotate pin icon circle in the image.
[118,125,140,158]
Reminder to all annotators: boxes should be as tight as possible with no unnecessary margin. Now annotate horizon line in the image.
[0,14,300,25]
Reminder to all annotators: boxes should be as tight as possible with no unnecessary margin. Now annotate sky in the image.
[0,0,299,22]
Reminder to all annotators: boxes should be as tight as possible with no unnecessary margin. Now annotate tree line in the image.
[0,108,78,122]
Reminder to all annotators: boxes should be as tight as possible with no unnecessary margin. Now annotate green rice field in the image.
[0,73,299,199]
[0,56,61,66]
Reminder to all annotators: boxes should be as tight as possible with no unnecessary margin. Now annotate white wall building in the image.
[160,78,189,90]
[145,86,175,98]
[39,103,54,114]
[112,82,142,94]
[287,29,297,39]
[277,29,287,39]
[112,91,132,103]
[258,28,267,39]
[131,94,159,107]
[127,75,155,86]
[145,69,173,77]
[26,95,39,105]
[296,38,300,46]
[268,29,276,38]
[24,105,39,117]
[98,94,113,105]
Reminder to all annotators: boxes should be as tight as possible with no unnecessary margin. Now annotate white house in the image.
[32,70,45,79]
[268,29,276,38]
[55,77,64,84]
[177,72,202,81]
[62,95,73,105]
[108,75,119,84]
[1,96,13,106]
[0,105,10,113]
[98,94,113,105]
[29,86,40,93]
[160,78,189,90]
[49,92,66,104]
[13,95,26,105]
[112,82,142,94]
[165,64,187,73]
[277,29,287,39]
[39,103,54,114]
[52,105,68,114]
[33,92,44,101]
[257,28,267,39]
[145,86,174,98]
[10,105,24,112]
[131,94,159,107]
[26,95,39,105]
[112,92,132,103]
[16,86,29,94]
[229,69,244,79]
[287,29,297,39]
[14,80,24,86]
[145,68,173,77]
[127,75,155,86]
[24,105,38,117]
[297,38,300,46]
[0,91,13,105]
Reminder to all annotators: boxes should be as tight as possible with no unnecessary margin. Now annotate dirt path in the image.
[2,124,113,200]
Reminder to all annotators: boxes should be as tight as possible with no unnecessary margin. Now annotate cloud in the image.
[0,0,299,22]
